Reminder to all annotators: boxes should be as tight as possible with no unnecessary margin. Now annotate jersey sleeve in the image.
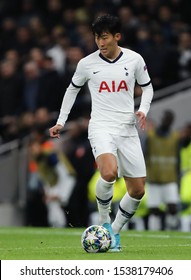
[71,59,88,87]
[138,83,153,116]
[135,55,151,86]
[136,55,154,116]
[57,60,87,126]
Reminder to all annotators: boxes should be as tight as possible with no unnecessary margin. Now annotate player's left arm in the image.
[135,55,154,130]
[136,110,146,130]
[137,83,154,130]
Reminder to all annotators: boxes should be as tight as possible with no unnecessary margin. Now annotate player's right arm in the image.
[49,123,63,138]
[49,85,79,138]
[49,59,87,138]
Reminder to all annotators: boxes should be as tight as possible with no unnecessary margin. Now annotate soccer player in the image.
[145,110,180,230]
[49,14,154,251]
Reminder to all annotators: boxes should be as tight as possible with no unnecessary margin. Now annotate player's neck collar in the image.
[99,51,123,63]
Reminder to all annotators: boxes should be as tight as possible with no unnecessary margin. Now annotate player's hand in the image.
[49,124,63,138]
[135,111,146,130]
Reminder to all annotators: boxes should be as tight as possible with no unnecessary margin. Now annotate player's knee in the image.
[126,177,145,199]
[129,188,145,200]
[101,168,117,182]
[139,188,145,199]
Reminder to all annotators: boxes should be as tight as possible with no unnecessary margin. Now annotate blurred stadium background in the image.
[0,0,191,230]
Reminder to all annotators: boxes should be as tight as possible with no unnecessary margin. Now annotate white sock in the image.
[165,213,179,230]
[131,216,145,231]
[112,192,141,234]
[180,216,191,232]
[96,176,115,224]
[148,214,161,230]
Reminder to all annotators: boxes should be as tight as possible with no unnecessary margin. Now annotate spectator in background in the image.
[75,22,97,55]
[28,126,76,227]
[0,60,23,118]
[179,123,191,177]
[117,6,139,48]
[30,15,51,50]
[0,17,17,56]
[22,60,41,112]
[18,111,35,140]
[157,5,174,44]
[145,110,180,230]
[29,47,45,72]
[178,123,191,232]
[143,28,172,90]
[28,15,49,47]
[45,0,63,32]
[146,0,161,20]
[58,117,95,227]
[0,116,20,143]
[4,49,21,72]
[46,26,69,75]
[61,46,90,121]
[134,26,152,57]
[61,9,77,44]
[37,55,63,112]
[162,30,191,87]
[15,25,36,60]
[18,0,39,26]
[176,31,191,81]
[34,107,55,130]
[64,47,85,77]
[179,0,191,25]
[19,107,55,140]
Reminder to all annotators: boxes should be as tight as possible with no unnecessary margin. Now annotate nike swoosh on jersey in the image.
[93,71,100,74]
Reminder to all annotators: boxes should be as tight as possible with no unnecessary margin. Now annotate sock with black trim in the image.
[112,192,141,234]
[96,176,115,224]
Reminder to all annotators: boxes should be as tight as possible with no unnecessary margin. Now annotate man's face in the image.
[95,31,121,59]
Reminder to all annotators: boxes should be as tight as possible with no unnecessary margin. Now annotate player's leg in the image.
[147,183,163,230]
[111,135,146,251]
[165,203,179,230]
[95,153,117,248]
[180,215,191,232]
[89,133,118,247]
[110,177,145,252]
[163,183,180,230]
[112,177,145,233]
[95,153,117,224]
[89,132,118,224]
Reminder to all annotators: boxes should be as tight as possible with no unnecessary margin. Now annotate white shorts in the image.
[147,182,180,208]
[89,132,146,178]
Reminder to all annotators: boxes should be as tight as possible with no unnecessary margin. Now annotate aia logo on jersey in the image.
[99,80,128,93]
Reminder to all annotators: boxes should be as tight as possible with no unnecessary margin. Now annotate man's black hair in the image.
[92,14,121,36]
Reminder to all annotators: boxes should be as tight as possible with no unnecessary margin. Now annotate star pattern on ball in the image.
[86,231,98,243]
[100,237,111,249]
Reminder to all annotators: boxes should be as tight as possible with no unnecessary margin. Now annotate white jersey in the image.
[57,47,153,136]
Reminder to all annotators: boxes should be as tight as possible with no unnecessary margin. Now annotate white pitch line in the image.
[0,243,191,253]
[127,243,191,248]
[127,233,191,239]
[0,229,82,236]
[0,229,191,239]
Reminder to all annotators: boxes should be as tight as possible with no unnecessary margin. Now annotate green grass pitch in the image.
[0,227,191,260]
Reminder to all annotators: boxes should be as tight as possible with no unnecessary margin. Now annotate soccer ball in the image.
[81,225,111,253]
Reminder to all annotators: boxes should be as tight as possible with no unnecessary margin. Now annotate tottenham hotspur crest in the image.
[124,67,128,76]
